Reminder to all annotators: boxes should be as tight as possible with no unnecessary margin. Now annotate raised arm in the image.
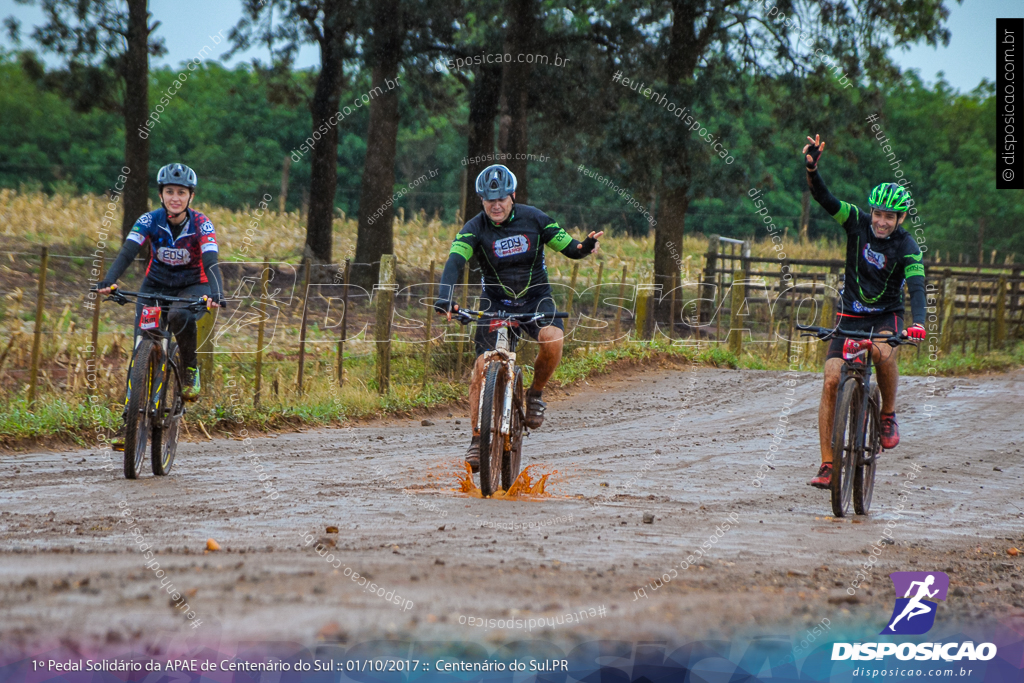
[542,222,603,260]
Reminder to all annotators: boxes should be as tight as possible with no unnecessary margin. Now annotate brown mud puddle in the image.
[454,462,558,499]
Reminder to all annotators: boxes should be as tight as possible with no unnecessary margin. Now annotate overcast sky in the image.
[0,0,1011,94]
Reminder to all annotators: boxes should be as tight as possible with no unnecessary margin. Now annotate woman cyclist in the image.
[96,163,224,451]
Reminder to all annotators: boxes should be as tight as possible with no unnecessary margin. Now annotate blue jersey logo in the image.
[863,243,886,269]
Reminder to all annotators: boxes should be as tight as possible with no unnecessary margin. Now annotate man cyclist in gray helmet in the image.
[435,164,603,471]
[97,163,224,451]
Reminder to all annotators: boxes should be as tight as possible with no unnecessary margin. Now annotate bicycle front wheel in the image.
[151,342,183,476]
[124,340,157,480]
[502,367,525,491]
[478,362,507,497]
[854,384,881,515]
[830,377,860,517]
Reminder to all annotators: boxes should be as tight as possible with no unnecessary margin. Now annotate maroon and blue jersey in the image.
[125,208,219,289]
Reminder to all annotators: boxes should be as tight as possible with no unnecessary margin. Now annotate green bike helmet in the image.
[868,182,910,213]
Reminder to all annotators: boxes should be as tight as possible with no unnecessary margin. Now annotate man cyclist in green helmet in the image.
[802,135,926,488]
[434,164,603,472]
[97,163,224,451]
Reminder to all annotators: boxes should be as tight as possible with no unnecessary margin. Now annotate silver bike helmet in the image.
[157,163,198,189]
[475,164,517,200]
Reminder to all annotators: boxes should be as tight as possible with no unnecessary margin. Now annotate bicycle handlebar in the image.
[453,308,568,326]
[90,287,222,311]
[796,323,918,347]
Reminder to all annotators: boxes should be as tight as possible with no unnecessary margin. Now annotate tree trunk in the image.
[654,186,689,324]
[353,0,402,289]
[497,0,535,204]
[461,64,502,223]
[304,0,349,265]
[652,0,701,322]
[121,0,151,240]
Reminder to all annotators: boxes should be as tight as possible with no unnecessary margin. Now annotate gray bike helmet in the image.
[157,163,198,189]
[475,164,517,200]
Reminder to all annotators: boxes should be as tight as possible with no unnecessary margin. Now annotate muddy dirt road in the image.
[2,364,1023,652]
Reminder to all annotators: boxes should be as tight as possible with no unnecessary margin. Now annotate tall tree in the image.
[6,0,164,239]
[232,0,354,265]
[497,0,536,203]
[352,0,402,285]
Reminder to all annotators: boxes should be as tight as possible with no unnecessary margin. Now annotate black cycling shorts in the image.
[473,294,564,356]
[826,311,903,361]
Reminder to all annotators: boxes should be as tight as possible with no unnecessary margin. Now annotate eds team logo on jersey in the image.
[863,243,887,269]
[494,234,530,258]
[881,571,949,635]
[157,247,192,266]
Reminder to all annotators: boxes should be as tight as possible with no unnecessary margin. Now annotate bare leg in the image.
[871,343,899,414]
[818,358,844,464]
[468,354,487,437]
[531,326,564,391]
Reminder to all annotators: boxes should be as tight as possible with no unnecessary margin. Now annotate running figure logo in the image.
[881,571,949,635]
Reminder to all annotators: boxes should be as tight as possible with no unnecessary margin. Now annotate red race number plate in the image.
[139,306,161,330]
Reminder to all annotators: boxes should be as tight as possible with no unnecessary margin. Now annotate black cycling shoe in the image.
[465,435,480,473]
[525,388,546,429]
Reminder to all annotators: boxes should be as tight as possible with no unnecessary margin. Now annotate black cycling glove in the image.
[580,235,599,255]
[805,142,823,170]
[434,299,456,314]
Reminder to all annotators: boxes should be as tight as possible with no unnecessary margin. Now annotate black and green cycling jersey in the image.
[808,170,926,322]
[439,204,594,305]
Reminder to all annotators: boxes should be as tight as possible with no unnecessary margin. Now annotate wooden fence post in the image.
[819,269,839,366]
[375,255,397,394]
[701,237,719,327]
[635,286,651,341]
[590,260,604,320]
[940,277,957,354]
[566,262,580,319]
[27,245,48,407]
[338,258,350,388]
[88,252,103,397]
[296,258,312,395]
[614,264,627,342]
[253,258,269,408]
[423,260,435,390]
[196,302,215,389]
[728,266,746,356]
[995,275,1007,348]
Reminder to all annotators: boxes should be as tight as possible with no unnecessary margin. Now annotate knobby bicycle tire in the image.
[854,384,881,515]
[502,367,525,491]
[124,340,156,480]
[151,342,183,476]
[830,377,860,517]
[478,362,507,497]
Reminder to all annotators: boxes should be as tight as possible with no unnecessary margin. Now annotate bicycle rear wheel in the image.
[151,342,183,476]
[123,340,156,480]
[502,367,525,491]
[478,362,507,497]
[854,384,881,515]
[830,377,860,517]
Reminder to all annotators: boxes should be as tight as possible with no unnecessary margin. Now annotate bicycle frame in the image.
[836,341,875,467]
[476,325,519,446]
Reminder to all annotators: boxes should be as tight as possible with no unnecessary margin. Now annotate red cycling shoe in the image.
[880,412,899,449]
[809,462,833,489]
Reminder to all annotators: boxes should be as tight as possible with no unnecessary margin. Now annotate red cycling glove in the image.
[905,324,926,341]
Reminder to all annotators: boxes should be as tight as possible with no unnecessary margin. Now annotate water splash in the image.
[453,462,556,500]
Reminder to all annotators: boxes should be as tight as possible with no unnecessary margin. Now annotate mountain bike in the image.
[454,308,567,497]
[798,324,919,517]
[97,288,214,479]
